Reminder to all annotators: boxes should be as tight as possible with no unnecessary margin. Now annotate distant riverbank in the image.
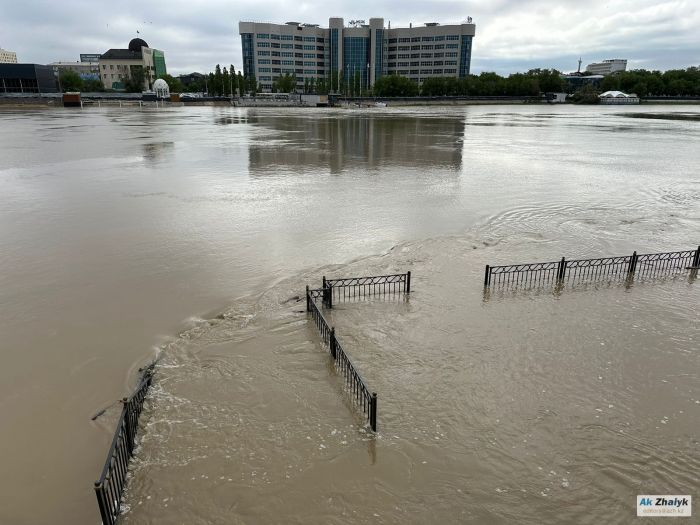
[2,93,700,109]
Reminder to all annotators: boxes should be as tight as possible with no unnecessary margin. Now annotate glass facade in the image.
[330,28,340,74]
[343,37,370,90]
[374,29,384,82]
[153,50,167,78]
[458,36,472,77]
[241,33,254,78]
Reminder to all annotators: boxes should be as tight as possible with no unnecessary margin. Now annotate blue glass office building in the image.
[239,17,476,92]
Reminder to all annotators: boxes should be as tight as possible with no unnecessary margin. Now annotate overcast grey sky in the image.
[1,0,698,75]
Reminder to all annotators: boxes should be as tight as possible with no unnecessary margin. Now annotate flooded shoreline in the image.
[1,105,698,524]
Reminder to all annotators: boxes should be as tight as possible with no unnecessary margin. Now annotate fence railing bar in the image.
[94,362,155,525]
[485,246,699,288]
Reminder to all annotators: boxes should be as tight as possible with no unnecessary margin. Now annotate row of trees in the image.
[62,62,700,99]
[598,67,700,97]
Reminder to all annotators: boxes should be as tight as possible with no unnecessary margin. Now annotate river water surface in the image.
[0,105,698,524]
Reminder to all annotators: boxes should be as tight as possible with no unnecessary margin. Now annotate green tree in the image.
[373,75,419,97]
[59,70,83,92]
[273,73,296,93]
[83,78,104,92]
[122,66,146,92]
[157,73,183,93]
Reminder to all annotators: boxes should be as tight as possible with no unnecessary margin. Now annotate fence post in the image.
[557,257,567,281]
[406,271,411,294]
[484,265,490,286]
[369,393,377,432]
[121,397,132,453]
[693,245,700,267]
[94,483,112,525]
[306,285,310,312]
[628,251,638,274]
[330,327,337,360]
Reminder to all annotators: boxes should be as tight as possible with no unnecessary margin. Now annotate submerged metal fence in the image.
[305,271,411,431]
[307,292,377,430]
[94,363,155,525]
[484,247,700,287]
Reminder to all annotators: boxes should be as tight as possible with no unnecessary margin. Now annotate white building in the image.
[585,59,627,76]
[599,90,639,104]
[0,48,18,63]
[239,17,476,92]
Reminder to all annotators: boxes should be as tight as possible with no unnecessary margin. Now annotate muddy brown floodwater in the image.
[0,105,698,524]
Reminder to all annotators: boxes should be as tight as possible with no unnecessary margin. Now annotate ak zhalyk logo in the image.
[637,495,692,517]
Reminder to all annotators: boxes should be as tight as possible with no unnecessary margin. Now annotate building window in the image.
[411,45,420,50]
[420,61,432,66]
[258,59,271,64]
[281,35,293,40]
[271,34,280,40]
[316,37,324,43]
[271,51,280,56]
[294,36,302,41]
[446,35,460,40]
[411,37,420,42]
[446,52,457,58]
[421,53,432,58]
[422,36,434,41]
[258,67,271,72]
[434,36,445,41]
[282,52,293,57]
[257,50,271,56]
[398,45,410,51]
[398,37,410,43]
[446,44,458,49]
[256,34,269,39]
[258,42,270,47]
[421,45,433,50]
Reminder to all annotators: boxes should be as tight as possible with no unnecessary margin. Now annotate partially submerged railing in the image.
[94,363,155,525]
[307,292,377,430]
[315,272,410,308]
[305,271,411,431]
[484,247,699,287]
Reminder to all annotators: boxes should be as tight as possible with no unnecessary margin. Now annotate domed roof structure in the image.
[128,38,149,52]
[153,78,170,98]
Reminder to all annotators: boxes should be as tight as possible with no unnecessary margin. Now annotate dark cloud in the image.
[1,0,698,75]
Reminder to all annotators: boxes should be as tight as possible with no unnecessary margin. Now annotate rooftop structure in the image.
[599,90,639,104]
[586,59,627,76]
[239,17,476,93]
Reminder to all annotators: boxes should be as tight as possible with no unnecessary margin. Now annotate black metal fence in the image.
[320,272,410,308]
[307,288,377,430]
[485,247,700,287]
[305,271,411,431]
[94,363,155,525]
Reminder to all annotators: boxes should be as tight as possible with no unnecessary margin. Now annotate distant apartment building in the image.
[585,59,627,76]
[1,48,18,63]
[239,17,476,92]
[98,38,166,90]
